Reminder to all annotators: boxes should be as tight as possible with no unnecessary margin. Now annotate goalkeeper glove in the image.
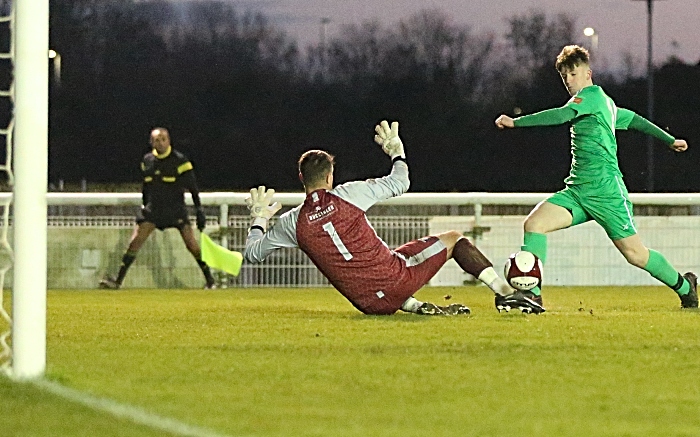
[245,185,281,231]
[374,120,405,160]
[196,207,206,231]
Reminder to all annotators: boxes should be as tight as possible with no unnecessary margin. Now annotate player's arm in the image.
[141,184,149,209]
[243,187,298,263]
[334,160,409,211]
[496,106,577,129]
[616,108,688,152]
[334,120,410,211]
[515,107,577,127]
[140,159,151,212]
[244,211,300,263]
[178,161,207,230]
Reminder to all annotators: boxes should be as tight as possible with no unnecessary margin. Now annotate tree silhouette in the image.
[39,1,699,193]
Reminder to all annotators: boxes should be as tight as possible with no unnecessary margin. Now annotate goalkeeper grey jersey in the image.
[244,160,409,263]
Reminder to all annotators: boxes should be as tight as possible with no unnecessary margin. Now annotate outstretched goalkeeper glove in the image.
[245,185,281,231]
[374,120,405,160]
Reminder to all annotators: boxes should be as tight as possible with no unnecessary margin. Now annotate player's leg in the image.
[100,222,155,289]
[378,236,468,315]
[179,224,216,289]
[613,235,697,308]
[438,231,545,314]
[522,190,586,302]
[523,200,575,260]
[589,176,697,308]
[438,230,512,296]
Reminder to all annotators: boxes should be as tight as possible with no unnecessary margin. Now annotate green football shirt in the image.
[562,85,627,184]
[513,85,675,185]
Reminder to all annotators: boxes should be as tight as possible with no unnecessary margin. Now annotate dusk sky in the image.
[229,0,700,71]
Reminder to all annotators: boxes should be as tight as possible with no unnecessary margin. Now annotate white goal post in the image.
[9,0,49,381]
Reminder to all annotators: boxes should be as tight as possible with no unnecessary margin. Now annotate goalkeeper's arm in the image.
[374,120,405,162]
[244,188,300,264]
[245,185,282,232]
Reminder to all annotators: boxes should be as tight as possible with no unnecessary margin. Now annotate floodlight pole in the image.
[632,0,663,192]
[319,17,331,81]
[644,0,654,192]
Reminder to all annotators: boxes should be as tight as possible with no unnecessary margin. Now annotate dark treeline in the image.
[28,1,700,192]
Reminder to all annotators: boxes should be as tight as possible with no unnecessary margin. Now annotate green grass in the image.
[3,286,700,437]
[0,376,174,437]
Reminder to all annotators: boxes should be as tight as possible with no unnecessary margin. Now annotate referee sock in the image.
[644,250,690,295]
[115,251,137,284]
[197,259,216,286]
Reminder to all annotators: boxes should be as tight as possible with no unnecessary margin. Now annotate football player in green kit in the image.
[495,45,697,310]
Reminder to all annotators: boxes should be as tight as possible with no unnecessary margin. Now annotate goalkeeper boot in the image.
[679,272,698,309]
[495,291,545,314]
[415,302,447,316]
[98,276,121,290]
[438,303,471,315]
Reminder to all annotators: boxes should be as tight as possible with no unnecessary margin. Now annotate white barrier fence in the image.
[5,192,700,288]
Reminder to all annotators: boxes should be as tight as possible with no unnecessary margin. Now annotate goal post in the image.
[11,0,49,380]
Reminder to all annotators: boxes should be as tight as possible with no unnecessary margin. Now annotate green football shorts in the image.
[547,175,637,240]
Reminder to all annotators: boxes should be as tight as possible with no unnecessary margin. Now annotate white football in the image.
[504,251,543,291]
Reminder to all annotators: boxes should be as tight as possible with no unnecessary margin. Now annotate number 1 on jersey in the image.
[322,221,353,261]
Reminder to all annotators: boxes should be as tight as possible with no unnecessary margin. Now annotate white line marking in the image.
[33,379,235,437]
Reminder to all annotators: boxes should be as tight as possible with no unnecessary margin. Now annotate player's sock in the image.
[115,251,137,284]
[644,249,690,295]
[452,237,492,276]
[400,296,423,313]
[526,285,542,297]
[521,232,546,296]
[477,267,511,296]
[522,232,547,264]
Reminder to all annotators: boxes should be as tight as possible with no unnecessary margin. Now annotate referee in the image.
[100,127,216,289]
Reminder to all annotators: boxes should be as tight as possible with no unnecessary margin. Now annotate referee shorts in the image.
[136,206,190,231]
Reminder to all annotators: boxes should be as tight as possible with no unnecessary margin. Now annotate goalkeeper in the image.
[99,127,216,289]
[243,120,543,315]
[495,45,696,309]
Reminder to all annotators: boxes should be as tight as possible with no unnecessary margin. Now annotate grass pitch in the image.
[3,286,700,437]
